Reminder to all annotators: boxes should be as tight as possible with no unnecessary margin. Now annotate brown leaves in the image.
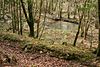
[0,40,99,67]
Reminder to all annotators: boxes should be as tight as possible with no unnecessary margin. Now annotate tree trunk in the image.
[20,0,34,37]
[73,0,87,46]
[19,1,23,35]
[36,0,42,38]
[27,0,34,37]
[3,0,5,23]
[73,14,84,46]
[11,0,15,33]
[97,0,100,56]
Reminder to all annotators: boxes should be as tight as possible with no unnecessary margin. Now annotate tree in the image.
[36,0,42,38]
[3,0,5,23]
[97,0,100,56]
[0,0,2,19]
[11,0,16,33]
[73,0,87,46]
[20,0,34,37]
[27,0,34,37]
[73,12,84,46]
[19,1,23,35]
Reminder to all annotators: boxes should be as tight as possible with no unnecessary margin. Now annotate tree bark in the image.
[19,1,23,35]
[20,0,34,37]
[97,0,100,56]
[36,0,42,38]
[73,14,84,46]
[27,0,34,37]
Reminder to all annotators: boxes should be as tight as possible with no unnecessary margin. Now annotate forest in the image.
[0,0,100,67]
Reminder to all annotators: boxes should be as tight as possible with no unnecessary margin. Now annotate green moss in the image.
[0,33,20,42]
[80,52,96,61]
[0,32,95,61]
[30,44,95,61]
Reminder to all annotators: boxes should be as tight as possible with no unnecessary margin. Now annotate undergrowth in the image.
[0,32,96,62]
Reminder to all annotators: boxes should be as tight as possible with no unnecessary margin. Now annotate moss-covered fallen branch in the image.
[0,32,96,62]
[22,43,95,61]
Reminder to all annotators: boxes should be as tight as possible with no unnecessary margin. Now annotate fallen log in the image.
[41,14,79,24]
[52,17,79,24]
[61,17,79,24]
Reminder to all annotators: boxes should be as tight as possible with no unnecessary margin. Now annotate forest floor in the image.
[0,40,100,67]
[0,12,100,67]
